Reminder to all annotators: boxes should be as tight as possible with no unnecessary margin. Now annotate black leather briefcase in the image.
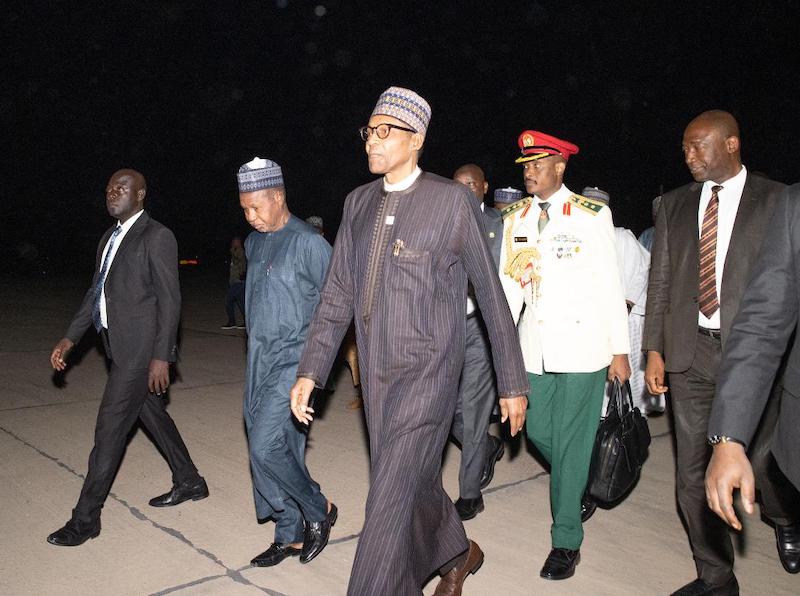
[587,379,651,503]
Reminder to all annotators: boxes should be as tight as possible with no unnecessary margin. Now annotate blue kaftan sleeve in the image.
[301,232,333,292]
[297,194,357,386]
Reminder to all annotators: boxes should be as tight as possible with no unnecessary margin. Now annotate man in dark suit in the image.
[47,169,207,546]
[705,183,800,574]
[644,110,796,595]
[449,164,506,521]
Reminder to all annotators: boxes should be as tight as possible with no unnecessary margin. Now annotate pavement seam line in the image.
[0,424,284,596]
[151,571,287,596]
[148,573,228,595]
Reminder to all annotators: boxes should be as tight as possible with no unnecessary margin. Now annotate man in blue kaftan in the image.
[237,157,335,568]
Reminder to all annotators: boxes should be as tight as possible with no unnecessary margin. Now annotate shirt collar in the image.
[535,184,571,206]
[384,166,422,192]
[705,164,747,195]
[117,209,145,232]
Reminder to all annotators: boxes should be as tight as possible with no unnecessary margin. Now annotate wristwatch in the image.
[707,435,744,446]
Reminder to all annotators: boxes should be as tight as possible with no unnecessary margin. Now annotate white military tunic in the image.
[499,184,630,375]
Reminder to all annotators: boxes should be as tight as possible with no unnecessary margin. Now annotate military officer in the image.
[499,130,631,581]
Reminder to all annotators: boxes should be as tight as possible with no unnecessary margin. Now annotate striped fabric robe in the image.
[298,172,528,595]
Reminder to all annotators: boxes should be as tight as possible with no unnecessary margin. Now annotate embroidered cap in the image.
[581,186,610,205]
[305,215,323,230]
[237,157,284,192]
[371,86,432,136]
[494,187,524,205]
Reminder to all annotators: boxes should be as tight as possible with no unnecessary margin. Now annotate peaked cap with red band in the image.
[515,130,580,164]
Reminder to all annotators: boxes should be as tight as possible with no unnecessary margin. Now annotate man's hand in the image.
[50,338,74,371]
[645,351,669,395]
[148,359,170,395]
[608,354,631,383]
[705,442,755,531]
[290,377,317,425]
[500,395,528,437]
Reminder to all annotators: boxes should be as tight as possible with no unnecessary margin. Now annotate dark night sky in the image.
[3,1,799,276]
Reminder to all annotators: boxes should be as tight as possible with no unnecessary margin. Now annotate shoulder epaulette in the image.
[501,196,532,219]
[568,193,606,215]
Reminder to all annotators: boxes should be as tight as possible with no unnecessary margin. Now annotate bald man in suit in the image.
[644,111,796,595]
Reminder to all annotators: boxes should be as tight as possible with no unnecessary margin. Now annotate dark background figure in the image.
[222,235,246,329]
[47,169,207,547]
[705,182,800,575]
[290,87,529,596]
[237,157,336,569]
[305,215,325,236]
[449,163,506,522]
[643,110,797,596]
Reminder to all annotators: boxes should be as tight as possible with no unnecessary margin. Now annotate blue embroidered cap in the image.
[237,157,284,192]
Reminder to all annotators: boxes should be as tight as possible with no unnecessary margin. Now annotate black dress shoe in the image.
[539,548,580,580]
[47,519,101,546]
[149,477,209,507]
[479,435,505,489]
[670,576,739,596]
[455,496,484,521]
[250,542,301,567]
[300,503,337,563]
[776,522,800,573]
[581,493,597,522]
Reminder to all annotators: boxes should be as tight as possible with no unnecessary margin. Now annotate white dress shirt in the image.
[99,209,145,329]
[697,165,747,329]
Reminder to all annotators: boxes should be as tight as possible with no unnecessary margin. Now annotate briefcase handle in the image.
[606,379,635,420]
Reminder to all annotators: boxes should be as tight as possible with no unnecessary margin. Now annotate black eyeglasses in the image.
[359,123,417,141]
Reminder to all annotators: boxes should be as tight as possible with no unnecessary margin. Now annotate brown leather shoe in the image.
[434,540,484,596]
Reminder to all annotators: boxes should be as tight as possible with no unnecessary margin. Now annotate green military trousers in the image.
[526,368,607,549]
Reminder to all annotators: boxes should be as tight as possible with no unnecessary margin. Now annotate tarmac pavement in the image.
[0,271,797,595]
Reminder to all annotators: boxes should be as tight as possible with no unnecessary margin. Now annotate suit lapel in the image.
[107,211,150,278]
[685,184,701,245]
[678,183,701,272]
[95,226,116,272]
[720,175,771,333]
[722,176,759,284]
[483,207,503,267]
